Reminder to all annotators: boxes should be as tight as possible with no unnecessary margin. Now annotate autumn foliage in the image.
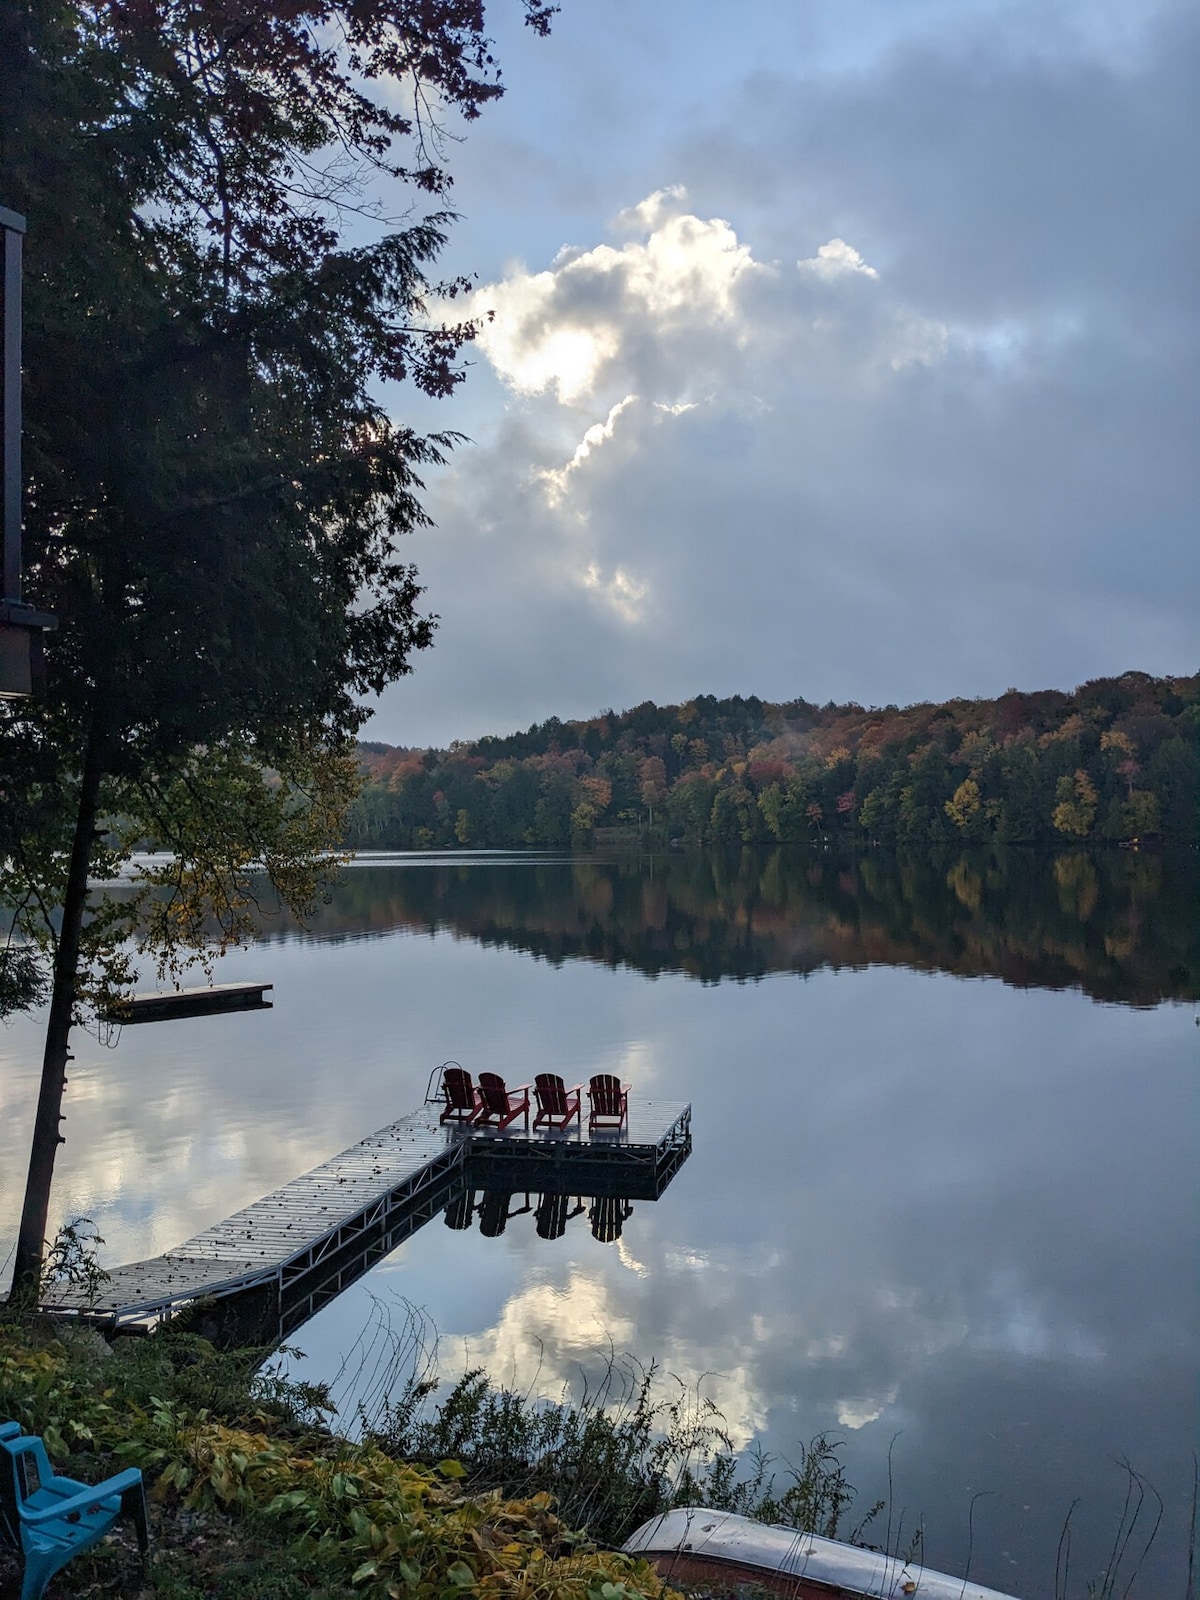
[350,672,1199,849]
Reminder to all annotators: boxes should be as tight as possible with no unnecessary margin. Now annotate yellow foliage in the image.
[1052,769,1097,837]
[945,778,982,830]
[1040,713,1087,748]
[149,1418,678,1600]
[956,730,994,767]
[1100,730,1135,757]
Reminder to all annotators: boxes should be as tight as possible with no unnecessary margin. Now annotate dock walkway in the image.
[38,1098,691,1341]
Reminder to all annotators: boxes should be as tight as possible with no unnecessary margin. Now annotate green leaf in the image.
[436,1457,467,1479]
[446,1561,476,1587]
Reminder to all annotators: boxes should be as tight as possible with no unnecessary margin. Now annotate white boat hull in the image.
[621,1508,1023,1600]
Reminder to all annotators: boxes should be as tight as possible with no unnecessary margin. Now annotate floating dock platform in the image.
[37,1098,691,1343]
[105,982,274,1024]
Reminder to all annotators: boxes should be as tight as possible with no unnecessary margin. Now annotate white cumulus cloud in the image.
[470,196,767,405]
[798,238,879,279]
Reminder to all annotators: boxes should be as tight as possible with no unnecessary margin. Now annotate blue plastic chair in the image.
[0,1423,148,1600]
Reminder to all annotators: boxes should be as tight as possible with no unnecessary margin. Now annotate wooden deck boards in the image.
[38,1100,691,1326]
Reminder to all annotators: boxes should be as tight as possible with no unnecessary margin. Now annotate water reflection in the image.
[275,846,1198,1005]
[533,1193,585,1239]
[1,850,1196,1597]
[446,1191,624,1243]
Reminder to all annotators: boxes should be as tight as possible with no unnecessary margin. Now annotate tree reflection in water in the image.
[269,846,1198,1006]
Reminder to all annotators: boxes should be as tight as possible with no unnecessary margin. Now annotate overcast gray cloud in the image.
[372,1,1197,748]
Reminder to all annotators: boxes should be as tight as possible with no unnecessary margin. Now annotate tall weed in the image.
[351,1300,872,1548]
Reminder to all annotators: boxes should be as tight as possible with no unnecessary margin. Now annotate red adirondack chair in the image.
[533,1073,583,1131]
[475,1072,531,1132]
[439,1065,480,1125]
[587,1073,630,1133]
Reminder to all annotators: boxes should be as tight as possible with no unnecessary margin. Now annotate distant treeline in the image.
[346,671,1199,850]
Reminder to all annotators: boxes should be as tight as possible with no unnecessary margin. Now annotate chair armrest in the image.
[0,1421,21,1441]
[19,1468,143,1526]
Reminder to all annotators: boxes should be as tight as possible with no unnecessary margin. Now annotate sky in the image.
[366,0,1198,749]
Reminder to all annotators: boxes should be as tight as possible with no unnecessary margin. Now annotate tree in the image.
[570,774,612,836]
[944,776,983,835]
[1052,770,1098,838]
[994,734,1047,842]
[896,745,948,843]
[486,760,540,845]
[638,755,667,825]
[1146,735,1200,842]
[1,0,554,1295]
[709,780,757,845]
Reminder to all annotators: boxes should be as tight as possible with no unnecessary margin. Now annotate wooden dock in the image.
[105,982,273,1024]
[37,1098,691,1343]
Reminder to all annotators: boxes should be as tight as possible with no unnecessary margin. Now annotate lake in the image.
[1,846,1197,1598]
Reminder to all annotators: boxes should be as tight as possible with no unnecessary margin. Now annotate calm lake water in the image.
[1,847,1197,1598]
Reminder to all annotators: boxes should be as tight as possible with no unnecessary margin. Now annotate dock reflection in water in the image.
[36,1097,691,1347]
[449,1190,631,1243]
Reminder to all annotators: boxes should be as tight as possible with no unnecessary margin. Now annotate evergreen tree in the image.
[1,0,553,1295]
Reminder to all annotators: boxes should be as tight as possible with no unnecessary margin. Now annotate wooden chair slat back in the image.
[442,1067,474,1109]
[477,1072,508,1112]
[534,1073,567,1113]
[589,1074,623,1114]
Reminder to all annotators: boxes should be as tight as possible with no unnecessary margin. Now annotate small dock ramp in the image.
[38,1099,691,1344]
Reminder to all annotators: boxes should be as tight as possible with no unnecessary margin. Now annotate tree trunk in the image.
[9,728,106,1299]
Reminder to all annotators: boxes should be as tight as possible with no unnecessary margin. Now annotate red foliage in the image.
[747,759,791,787]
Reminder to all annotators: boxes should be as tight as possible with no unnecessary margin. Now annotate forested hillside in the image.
[346,672,1199,850]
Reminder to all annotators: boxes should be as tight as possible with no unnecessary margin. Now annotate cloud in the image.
[798,238,879,281]
[438,1259,771,1452]
[470,196,939,416]
[582,561,649,625]
[538,395,639,505]
[469,194,762,405]
[373,3,1197,748]
[837,1386,899,1430]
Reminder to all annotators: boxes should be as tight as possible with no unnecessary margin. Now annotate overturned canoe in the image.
[621,1508,1022,1600]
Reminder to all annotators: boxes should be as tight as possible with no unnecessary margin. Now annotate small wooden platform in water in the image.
[38,1098,691,1342]
[106,982,273,1024]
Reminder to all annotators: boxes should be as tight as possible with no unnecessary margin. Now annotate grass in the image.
[337,1298,878,1551]
[0,1311,684,1600]
[366,1365,876,1551]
